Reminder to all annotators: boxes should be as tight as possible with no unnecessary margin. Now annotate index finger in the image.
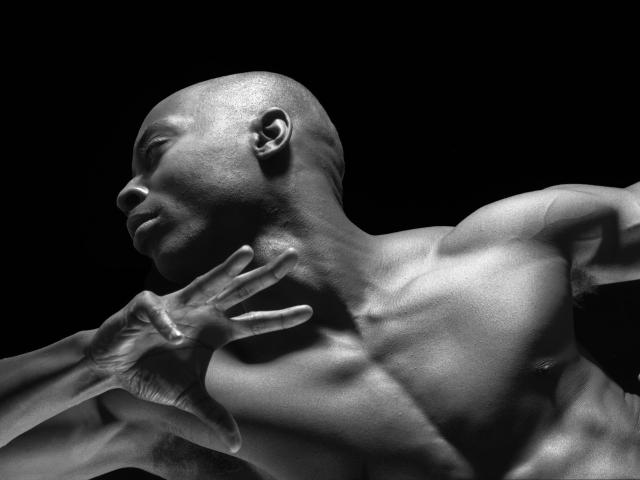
[228,305,313,340]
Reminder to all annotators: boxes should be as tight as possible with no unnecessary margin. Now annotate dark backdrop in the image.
[2,34,637,479]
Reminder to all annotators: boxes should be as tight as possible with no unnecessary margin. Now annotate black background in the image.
[2,25,638,479]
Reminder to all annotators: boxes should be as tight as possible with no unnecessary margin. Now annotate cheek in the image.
[154,151,262,216]
[150,156,219,214]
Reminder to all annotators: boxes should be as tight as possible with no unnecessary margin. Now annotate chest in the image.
[357,245,582,472]
[372,246,576,398]
[206,246,581,478]
[208,335,458,479]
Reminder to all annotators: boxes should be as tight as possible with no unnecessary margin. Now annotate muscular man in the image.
[1,71,639,479]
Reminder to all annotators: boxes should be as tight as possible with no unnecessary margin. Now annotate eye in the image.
[144,138,168,167]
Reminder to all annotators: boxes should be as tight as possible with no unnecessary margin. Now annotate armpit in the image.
[624,392,640,434]
[151,433,275,479]
[570,267,597,303]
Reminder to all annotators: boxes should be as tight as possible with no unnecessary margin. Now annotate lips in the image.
[126,211,158,239]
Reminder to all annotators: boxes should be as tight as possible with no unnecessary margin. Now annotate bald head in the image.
[122,73,347,281]
[149,72,345,204]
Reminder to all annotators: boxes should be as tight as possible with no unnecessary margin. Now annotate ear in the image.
[250,107,292,160]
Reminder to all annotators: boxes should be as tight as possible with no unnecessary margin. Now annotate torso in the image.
[202,227,640,479]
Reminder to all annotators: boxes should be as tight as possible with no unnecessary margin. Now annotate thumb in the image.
[174,384,241,453]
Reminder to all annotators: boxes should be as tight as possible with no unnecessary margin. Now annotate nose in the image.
[117,178,149,215]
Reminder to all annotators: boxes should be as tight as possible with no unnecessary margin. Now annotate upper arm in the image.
[439,183,640,285]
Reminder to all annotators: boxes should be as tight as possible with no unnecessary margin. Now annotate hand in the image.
[86,246,312,452]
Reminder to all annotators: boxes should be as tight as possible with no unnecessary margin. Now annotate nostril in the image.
[123,193,140,211]
[117,185,148,214]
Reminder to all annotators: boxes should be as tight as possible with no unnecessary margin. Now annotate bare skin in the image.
[1,72,638,479]
[0,247,310,479]
[200,226,639,479]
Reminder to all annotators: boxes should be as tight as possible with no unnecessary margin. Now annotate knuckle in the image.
[223,261,237,276]
[268,270,280,282]
[249,323,262,336]
[136,290,157,307]
[130,290,166,320]
[195,268,210,283]
[236,285,251,299]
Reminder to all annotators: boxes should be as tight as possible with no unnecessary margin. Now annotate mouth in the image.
[126,212,161,252]
[126,212,157,239]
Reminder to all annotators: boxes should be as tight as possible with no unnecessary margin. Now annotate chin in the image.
[150,219,258,285]
[152,248,203,285]
[154,260,191,284]
[151,237,238,285]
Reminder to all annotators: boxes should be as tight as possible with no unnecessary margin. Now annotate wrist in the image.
[71,330,120,396]
[75,356,120,396]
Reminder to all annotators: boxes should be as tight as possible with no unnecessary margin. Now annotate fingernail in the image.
[237,245,252,254]
[225,431,242,453]
[274,255,298,279]
[170,329,184,341]
[296,307,313,323]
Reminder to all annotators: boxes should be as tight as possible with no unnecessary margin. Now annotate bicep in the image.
[439,184,640,284]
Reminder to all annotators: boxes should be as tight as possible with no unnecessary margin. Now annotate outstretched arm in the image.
[0,331,149,478]
[0,394,147,479]
[542,182,639,285]
[0,330,114,448]
[0,395,277,480]
[439,182,640,287]
[1,245,310,478]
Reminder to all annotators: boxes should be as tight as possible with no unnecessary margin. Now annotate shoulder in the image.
[436,185,622,257]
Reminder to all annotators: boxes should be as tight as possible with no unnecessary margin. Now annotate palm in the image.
[87,246,312,452]
[120,342,211,407]
[115,305,228,406]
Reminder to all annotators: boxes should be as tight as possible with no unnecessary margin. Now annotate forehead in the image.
[130,93,201,176]
[135,89,202,142]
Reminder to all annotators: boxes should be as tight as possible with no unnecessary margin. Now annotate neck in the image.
[231,199,382,359]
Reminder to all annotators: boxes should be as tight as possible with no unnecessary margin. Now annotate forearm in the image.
[543,183,640,284]
[0,330,117,447]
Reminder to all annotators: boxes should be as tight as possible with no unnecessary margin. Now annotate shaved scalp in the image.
[187,72,346,204]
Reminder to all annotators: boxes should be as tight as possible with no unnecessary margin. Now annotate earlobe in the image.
[252,107,292,160]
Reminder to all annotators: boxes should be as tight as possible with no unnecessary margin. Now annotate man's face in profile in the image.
[117,91,270,283]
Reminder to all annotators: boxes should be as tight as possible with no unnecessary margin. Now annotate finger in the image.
[179,245,254,303]
[174,384,242,453]
[229,305,313,340]
[132,292,184,343]
[209,248,299,311]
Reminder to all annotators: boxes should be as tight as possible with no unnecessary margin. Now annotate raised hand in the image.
[85,246,312,453]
